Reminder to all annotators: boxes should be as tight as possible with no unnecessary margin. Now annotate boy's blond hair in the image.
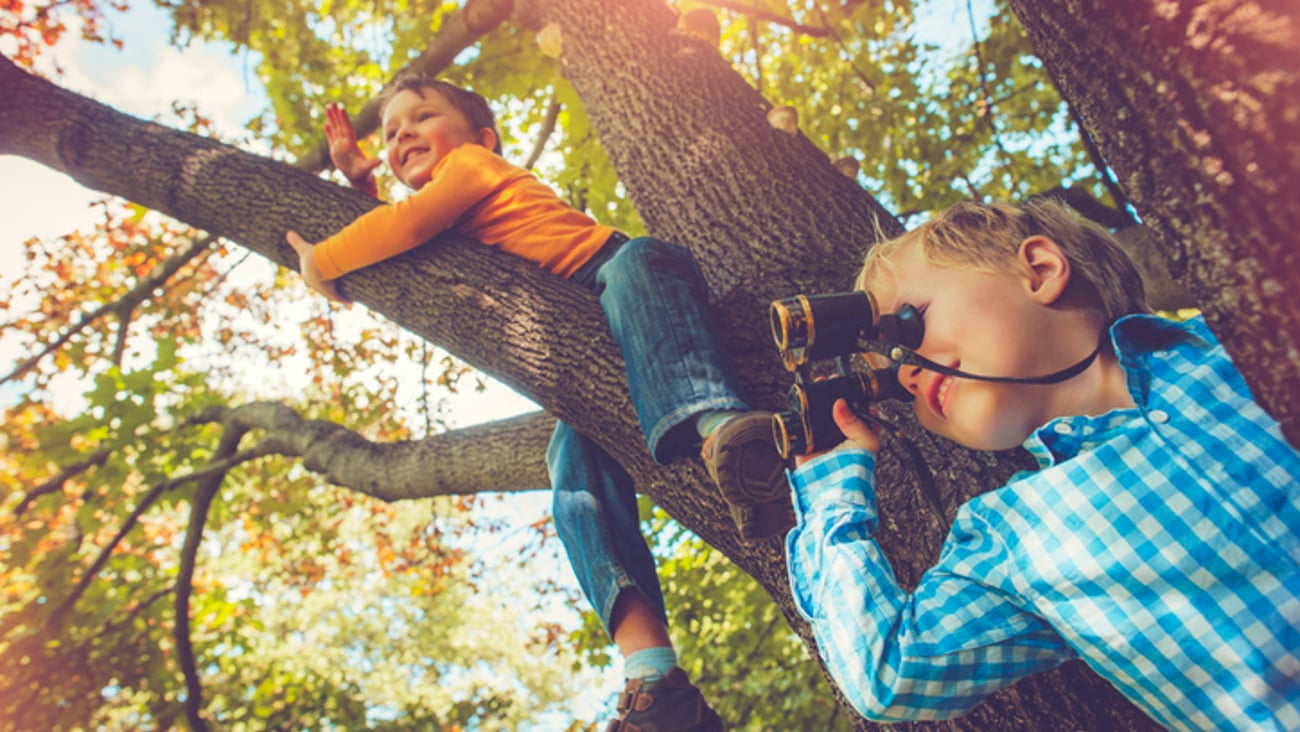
[858,198,1150,324]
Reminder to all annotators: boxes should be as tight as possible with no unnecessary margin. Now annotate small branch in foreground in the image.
[1,234,214,387]
[14,448,112,516]
[175,429,245,732]
[46,447,270,627]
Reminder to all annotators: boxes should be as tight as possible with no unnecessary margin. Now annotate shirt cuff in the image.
[312,242,345,280]
[789,448,876,520]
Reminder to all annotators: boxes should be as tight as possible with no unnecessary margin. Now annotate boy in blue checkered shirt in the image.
[785,199,1300,730]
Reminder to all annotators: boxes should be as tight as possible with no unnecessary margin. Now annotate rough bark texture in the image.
[194,403,556,499]
[1007,0,1300,445]
[0,0,1264,725]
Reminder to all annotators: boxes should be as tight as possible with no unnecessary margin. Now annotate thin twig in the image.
[965,0,1017,189]
[109,304,134,367]
[1064,100,1134,214]
[1,235,214,386]
[47,447,269,626]
[815,6,875,96]
[176,429,244,732]
[14,448,112,516]
[698,0,832,37]
[522,91,562,171]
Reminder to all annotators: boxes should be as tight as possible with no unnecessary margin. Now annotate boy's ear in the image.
[1018,235,1071,305]
[478,127,499,152]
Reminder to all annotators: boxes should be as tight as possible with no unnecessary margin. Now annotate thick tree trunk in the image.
[1008,0,1300,445]
[513,1,1162,729]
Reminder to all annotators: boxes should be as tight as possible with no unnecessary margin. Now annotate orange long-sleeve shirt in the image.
[313,143,616,280]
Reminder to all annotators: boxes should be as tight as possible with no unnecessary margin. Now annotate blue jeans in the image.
[548,236,749,633]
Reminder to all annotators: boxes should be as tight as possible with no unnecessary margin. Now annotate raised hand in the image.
[324,103,381,197]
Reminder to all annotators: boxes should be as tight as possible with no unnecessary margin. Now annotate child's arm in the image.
[785,407,1073,721]
[288,145,504,297]
[325,103,381,198]
[286,230,349,304]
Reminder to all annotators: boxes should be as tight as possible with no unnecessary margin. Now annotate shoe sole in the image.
[710,417,795,542]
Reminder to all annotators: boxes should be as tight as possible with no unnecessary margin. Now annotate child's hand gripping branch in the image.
[285,230,350,304]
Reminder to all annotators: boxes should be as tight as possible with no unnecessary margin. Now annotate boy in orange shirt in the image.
[286,75,782,731]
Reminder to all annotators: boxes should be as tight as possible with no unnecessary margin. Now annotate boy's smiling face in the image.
[869,238,1107,451]
[382,88,495,189]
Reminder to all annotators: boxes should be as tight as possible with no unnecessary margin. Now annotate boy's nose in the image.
[900,365,924,397]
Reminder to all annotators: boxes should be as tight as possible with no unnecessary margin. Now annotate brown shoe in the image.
[701,412,795,543]
[604,667,724,732]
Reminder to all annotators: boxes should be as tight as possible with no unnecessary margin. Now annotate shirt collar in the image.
[1024,314,1207,468]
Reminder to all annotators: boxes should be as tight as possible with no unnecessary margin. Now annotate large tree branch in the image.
[193,402,556,499]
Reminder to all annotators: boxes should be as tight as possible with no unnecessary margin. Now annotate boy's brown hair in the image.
[378,74,503,155]
[858,198,1150,324]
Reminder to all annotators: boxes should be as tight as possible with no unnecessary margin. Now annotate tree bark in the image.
[193,402,555,499]
[1007,0,1300,445]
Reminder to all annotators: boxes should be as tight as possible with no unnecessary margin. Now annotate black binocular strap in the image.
[884,336,1107,386]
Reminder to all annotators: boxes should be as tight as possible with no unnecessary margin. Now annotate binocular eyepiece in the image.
[769,291,918,458]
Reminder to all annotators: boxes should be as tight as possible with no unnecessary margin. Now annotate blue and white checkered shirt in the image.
[785,315,1300,730]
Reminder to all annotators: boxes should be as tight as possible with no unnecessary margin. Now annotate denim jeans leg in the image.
[547,420,667,635]
[595,237,750,462]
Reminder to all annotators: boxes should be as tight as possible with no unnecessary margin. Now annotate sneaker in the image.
[604,667,724,732]
[701,412,795,543]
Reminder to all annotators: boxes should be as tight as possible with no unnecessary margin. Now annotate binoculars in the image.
[769,292,918,458]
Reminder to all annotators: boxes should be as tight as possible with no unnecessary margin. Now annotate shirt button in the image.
[1148,409,1170,424]
[1053,422,1074,435]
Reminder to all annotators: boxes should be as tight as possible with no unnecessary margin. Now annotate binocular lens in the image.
[772,411,803,460]
[770,296,811,351]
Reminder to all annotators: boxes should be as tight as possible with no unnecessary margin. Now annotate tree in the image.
[2,0,1294,728]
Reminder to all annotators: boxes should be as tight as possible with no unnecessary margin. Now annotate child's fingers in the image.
[285,230,310,254]
[325,104,351,141]
[832,399,881,452]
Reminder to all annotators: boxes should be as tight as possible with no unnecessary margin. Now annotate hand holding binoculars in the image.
[769,291,921,459]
